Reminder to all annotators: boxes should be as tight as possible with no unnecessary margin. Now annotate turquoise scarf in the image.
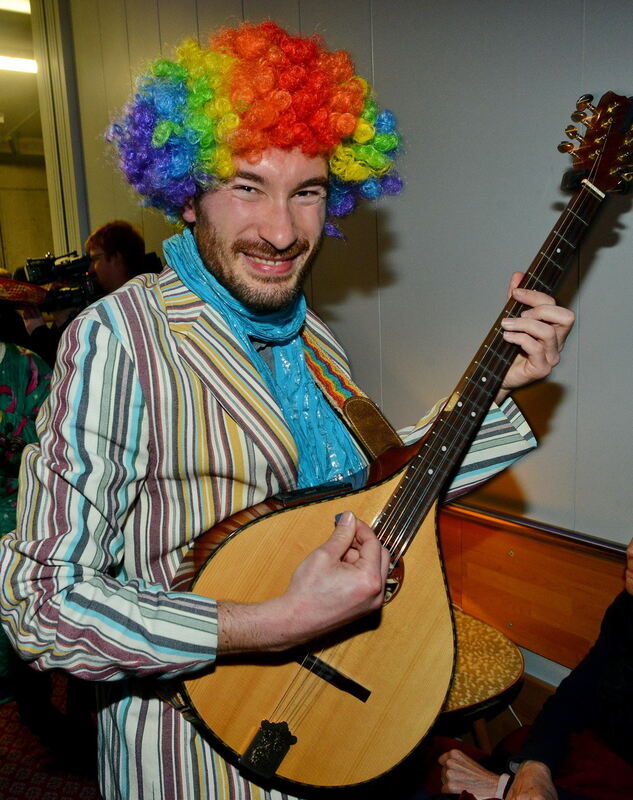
[163,229,365,488]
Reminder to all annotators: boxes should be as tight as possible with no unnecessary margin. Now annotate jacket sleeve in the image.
[0,313,219,682]
[397,397,536,501]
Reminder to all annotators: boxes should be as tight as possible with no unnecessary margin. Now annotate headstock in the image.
[558,91,633,194]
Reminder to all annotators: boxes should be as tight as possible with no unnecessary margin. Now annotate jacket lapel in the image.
[159,268,299,488]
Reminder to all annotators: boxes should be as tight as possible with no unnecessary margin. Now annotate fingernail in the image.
[335,511,353,526]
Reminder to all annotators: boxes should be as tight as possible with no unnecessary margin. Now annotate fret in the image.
[552,230,576,249]
[483,343,514,364]
[529,271,556,291]
[538,251,565,272]
[566,207,589,225]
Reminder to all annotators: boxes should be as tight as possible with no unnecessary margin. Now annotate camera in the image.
[25,251,91,284]
[23,251,102,311]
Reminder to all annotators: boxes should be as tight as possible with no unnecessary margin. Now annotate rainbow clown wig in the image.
[107,21,403,235]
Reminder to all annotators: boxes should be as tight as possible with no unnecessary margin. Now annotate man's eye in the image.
[295,189,326,202]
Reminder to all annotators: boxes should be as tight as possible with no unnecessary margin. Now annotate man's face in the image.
[88,248,129,294]
[182,148,328,313]
[626,537,633,595]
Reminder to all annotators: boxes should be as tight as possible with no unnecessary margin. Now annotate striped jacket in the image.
[0,267,536,799]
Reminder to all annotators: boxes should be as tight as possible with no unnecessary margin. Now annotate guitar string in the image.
[254,115,616,737]
[377,145,609,561]
[383,153,609,559]
[380,185,596,560]
[266,637,363,732]
[268,650,329,729]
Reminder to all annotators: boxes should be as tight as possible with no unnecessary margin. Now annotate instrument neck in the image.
[377,182,604,559]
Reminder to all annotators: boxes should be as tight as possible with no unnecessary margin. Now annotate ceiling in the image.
[0,8,43,162]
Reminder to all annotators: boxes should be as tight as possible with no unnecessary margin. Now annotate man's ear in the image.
[182,197,197,224]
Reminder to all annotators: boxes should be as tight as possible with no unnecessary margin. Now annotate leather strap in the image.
[342,395,402,459]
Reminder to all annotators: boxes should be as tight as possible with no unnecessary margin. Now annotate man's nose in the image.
[256,201,298,251]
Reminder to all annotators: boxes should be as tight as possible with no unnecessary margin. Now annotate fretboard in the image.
[376,180,604,558]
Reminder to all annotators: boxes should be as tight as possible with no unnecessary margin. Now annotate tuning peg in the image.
[571,110,593,126]
[558,141,578,155]
[576,93,596,113]
[565,124,584,143]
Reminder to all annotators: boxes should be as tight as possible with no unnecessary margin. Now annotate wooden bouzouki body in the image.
[174,92,633,790]
[182,444,453,788]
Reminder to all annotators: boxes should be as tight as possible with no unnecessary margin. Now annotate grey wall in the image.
[67,0,633,545]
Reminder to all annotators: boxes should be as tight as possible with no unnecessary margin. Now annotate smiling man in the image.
[182,149,329,312]
[0,21,574,800]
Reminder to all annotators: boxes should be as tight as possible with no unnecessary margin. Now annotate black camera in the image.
[24,251,92,284]
[22,251,102,311]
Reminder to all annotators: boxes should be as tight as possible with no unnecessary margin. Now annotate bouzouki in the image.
[173,92,633,790]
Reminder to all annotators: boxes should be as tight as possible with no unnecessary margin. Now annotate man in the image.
[85,220,148,294]
[21,220,154,366]
[438,537,633,800]
[0,21,574,800]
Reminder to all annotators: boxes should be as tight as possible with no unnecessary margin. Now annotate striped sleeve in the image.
[0,313,219,681]
[398,396,536,501]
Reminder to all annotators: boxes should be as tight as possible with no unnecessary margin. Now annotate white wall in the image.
[67,0,633,545]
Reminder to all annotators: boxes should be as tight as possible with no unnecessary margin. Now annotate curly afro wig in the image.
[108,21,403,233]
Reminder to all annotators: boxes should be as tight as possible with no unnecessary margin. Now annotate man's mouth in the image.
[247,255,293,267]
[242,253,295,274]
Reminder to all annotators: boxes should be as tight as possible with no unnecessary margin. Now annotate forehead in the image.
[230,147,329,187]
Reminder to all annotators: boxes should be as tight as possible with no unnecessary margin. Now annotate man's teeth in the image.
[249,256,290,266]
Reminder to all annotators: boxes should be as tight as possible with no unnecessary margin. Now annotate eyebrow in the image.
[231,170,329,192]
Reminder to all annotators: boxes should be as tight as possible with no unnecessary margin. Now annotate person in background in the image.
[0,21,574,800]
[84,219,152,293]
[437,537,633,800]
[0,301,97,774]
[0,304,50,701]
[21,220,161,366]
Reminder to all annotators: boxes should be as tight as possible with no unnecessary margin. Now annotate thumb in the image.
[321,511,357,559]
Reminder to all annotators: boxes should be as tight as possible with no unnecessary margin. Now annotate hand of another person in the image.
[439,749,500,798]
[495,271,575,404]
[217,511,390,654]
[507,761,557,800]
[20,304,46,335]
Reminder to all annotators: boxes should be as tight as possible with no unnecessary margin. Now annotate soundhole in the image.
[384,558,404,604]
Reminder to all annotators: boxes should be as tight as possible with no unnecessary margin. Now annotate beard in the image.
[194,217,321,313]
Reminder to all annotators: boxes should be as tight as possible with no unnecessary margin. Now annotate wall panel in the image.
[65,0,633,544]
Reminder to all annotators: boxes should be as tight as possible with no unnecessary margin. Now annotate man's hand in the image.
[439,749,500,798]
[217,511,389,654]
[495,272,575,405]
[508,761,557,800]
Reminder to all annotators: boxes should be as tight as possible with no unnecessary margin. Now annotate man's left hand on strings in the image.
[495,271,575,404]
